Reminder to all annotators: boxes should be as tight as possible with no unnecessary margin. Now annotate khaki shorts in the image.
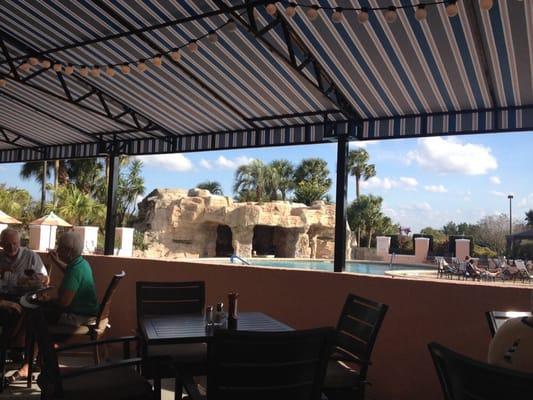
[57,312,96,327]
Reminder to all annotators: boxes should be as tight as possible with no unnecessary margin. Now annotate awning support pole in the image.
[334,133,349,273]
[104,155,119,255]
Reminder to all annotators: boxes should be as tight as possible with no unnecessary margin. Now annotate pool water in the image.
[247,259,431,275]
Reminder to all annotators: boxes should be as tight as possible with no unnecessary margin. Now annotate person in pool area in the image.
[9,231,98,383]
[0,228,48,286]
[488,312,533,373]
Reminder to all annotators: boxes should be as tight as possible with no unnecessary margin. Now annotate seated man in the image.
[0,228,48,286]
[10,232,98,382]
[488,315,533,373]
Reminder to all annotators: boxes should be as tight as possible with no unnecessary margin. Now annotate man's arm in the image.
[55,288,76,308]
[48,250,67,274]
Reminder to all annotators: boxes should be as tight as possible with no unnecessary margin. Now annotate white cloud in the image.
[215,156,254,169]
[489,190,507,197]
[490,176,501,185]
[349,140,378,149]
[200,159,212,169]
[399,177,418,188]
[415,202,432,211]
[135,154,192,172]
[424,184,448,193]
[406,137,497,175]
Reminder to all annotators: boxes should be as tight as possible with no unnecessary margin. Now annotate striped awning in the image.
[0,0,531,162]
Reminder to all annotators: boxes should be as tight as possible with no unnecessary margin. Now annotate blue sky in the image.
[1,131,532,232]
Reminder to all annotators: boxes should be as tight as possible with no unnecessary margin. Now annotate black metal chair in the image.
[322,293,388,400]
[428,342,533,400]
[29,308,154,400]
[183,328,335,400]
[136,281,205,398]
[485,310,532,337]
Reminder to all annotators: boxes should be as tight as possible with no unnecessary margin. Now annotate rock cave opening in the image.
[215,225,234,257]
[253,225,294,257]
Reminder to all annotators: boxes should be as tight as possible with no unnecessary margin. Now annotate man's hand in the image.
[49,249,60,264]
[0,300,22,314]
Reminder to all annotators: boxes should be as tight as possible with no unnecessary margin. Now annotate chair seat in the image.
[48,318,109,336]
[324,360,361,388]
[62,366,153,400]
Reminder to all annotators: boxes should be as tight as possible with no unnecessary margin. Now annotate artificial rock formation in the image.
[135,188,350,259]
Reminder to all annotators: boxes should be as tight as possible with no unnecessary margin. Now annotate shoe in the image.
[7,371,30,384]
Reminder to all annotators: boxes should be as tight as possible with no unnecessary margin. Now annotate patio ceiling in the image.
[0,0,531,163]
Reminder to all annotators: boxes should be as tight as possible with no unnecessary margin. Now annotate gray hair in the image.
[58,231,84,258]
[0,228,20,242]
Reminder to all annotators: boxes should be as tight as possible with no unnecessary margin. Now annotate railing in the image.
[230,254,250,265]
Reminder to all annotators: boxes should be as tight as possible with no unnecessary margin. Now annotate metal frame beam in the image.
[213,0,361,121]
[0,1,271,66]
[0,125,46,147]
[0,30,176,140]
[91,0,259,130]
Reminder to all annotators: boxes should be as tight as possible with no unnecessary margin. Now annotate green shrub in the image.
[473,244,497,258]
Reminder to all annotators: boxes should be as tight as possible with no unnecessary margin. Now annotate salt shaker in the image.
[214,302,226,327]
[228,292,239,321]
[205,305,214,326]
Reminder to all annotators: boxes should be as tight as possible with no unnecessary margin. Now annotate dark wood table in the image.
[140,312,292,345]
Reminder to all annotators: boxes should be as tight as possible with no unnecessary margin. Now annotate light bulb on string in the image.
[64,65,74,75]
[188,41,198,53]
[208,32,218,44]
[332,8,343,23]
[307,6,319,21]
[90,66,100,77]
[29,57,39,66]
[170,50,181,61]
[20,62,31,72]
[53,63,62,72]
[0,79,6,87]
[106,66,115,77]
[265,3,277,16]
[80,67,89,77]
[120,64,130,74]
[152,56,162,67]
[41,60,51,68]
[137,61,147,73]
[226,20,237,32]
[385,6,397,23]
[479,0,493,10]
[415,4,427,20]
[357,8,369,24]
[446,1,459,16]
[285,2,297,18]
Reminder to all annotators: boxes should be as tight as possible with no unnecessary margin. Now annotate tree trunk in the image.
[367,227,373,248]
[41,161,47,212]
[357,227,361,248]
[356,176,360,199]
[53,160,59,206]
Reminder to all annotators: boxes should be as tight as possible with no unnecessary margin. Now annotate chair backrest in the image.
[96,270,126,325]
[486,311,533,337]
[334,293,388,377]
[207,328,334,400]
[428,342,533,400]
[136,281,205,318]
[28,310,63,399]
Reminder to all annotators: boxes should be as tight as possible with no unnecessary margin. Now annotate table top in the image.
[140,312,293,345]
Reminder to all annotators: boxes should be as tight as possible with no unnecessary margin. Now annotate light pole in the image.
[508,194,514,236]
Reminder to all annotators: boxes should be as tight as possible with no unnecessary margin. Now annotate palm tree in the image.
[20,161,52,210]
[269,160,294,200]
[293,158,332,205]
[116,159,145,226]
[348,149,376,199]
[47,184,105,226]
[197,181,224,195]
[66,158,106,199]
[0,184,34,220]
[233,160,268,202]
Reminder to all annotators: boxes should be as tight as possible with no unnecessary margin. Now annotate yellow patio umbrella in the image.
[0,210,22,225]
[29,212,72,249]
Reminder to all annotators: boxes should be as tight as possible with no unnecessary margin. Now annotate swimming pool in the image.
[245,259,433,275]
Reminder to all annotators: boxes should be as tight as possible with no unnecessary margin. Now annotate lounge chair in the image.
[514,260,533,283]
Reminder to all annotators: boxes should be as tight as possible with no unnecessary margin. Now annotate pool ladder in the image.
[230,254,251,265]
[389,252,396,269]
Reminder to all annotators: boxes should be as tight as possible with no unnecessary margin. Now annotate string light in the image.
[226,20,237,32]
[385,6,398,23]
[20,62,31,72]
[188,41,199,53]
[285,2,297,18]
[415,5,427,21]
[331,8,343,23]
[479,0,493,10]
[446,1,459,17]
[265,3,277,16]
[29,57,39,66]
[357,8,369,24]
[0,79,6,87]
[208,32,218,43]
[106,66,115,77]
[170,50,181,61]
[41,60,51,68]
[152,56,162,67]
[137,61,147,73]
[53,63,62,72]
[80,67,89,77]
[90,66,100,77]
[64,65,74,75]
[307,5,319,21]
[121,64,131,74]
